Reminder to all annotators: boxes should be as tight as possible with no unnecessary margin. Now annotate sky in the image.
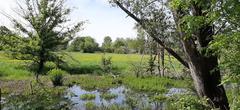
[0,0,137,44]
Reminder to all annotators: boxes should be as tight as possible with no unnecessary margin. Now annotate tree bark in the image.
[36,50,45,81]
[36,59,44,81]
[180,29,230,109]
[160,47,165,76]
[186,52,229,109]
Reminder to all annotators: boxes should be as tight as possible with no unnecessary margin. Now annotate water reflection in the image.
[65,85,187,110]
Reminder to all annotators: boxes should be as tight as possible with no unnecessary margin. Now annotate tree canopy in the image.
[6,0,84,78]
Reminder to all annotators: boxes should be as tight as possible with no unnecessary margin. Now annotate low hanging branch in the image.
[115,1,189,68]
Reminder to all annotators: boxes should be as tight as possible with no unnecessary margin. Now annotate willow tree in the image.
[7,0,84,79]
[111,0,239,109]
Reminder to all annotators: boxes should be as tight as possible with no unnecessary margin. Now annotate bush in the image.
[101,55,112,73]
[167,95,212,110]
[48,69,67,86]
[130,63,147,77]
[45,62,57,70]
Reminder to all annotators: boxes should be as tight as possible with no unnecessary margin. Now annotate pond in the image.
[65,85,187,110]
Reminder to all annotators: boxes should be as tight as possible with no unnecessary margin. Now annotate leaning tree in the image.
[5,0,84,80]
[111,0,239,109]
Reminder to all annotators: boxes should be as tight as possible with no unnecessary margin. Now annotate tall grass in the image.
[122,76,192,93]
[63,52,184,75]
[0,62,32,80]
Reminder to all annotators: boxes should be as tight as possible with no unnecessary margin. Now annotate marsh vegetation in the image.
[0,0,240,110]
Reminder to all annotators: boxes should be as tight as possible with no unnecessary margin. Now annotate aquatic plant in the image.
[100,93,118,100]
[85,101,96,110]
[80,94,96,100]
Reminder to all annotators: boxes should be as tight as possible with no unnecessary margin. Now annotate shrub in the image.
[167,95,212,110]
[48,69,67,86]
[150,94,167,102]
[130,63,146,77]
[45,62,57,70]
[101,55,112,73]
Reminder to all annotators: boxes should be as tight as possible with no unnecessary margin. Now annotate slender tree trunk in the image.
[36,49,45,81]
[36,59,44,81]
[160,46,165,76]
[157,52,161,76]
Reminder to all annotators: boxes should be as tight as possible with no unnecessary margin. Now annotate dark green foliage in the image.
[209,0,240,83]
[61,64,102,75]
[68,36,99,53]
[102,36,113,53]
[113,38,128,54]
[125,36,145,54]
[210,33,240,83]
[48,69,67,86]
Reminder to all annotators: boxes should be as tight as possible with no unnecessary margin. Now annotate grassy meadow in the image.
[0,52,184,79]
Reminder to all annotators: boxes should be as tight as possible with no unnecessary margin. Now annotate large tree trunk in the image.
[187,54,229,109]
[175,5,230,108]
[181,30,230,109]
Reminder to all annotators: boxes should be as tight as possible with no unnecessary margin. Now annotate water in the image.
[165,88,188,97]
[65,86,128,109]
[65,85,188,110]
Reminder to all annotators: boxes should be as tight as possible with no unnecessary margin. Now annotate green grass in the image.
[0,52,33,80]
[0,62,32,80]
[122,76,192,93]
[100,93,118,100]
[80,94,96,100]
[63,53,149,74]
[64,74,192,93]
[0,52,184,79]
[62,52,184,75]
[64,75,120,90]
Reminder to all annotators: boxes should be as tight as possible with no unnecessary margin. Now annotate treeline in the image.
[67,36,145,54]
